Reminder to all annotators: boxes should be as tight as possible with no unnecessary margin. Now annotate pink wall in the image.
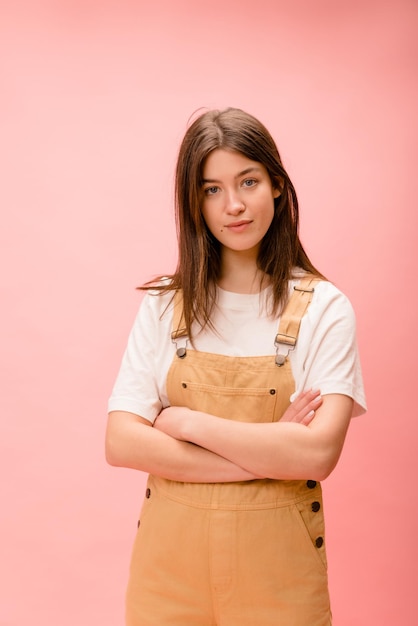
[1,0,417,623]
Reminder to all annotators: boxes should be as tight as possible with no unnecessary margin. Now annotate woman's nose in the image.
[225,191,245,214]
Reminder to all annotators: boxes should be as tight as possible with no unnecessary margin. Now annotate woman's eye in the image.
[243,179,257,188]
[204,186,220,195]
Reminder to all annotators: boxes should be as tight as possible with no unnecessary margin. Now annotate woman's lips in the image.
[225,220,252,233]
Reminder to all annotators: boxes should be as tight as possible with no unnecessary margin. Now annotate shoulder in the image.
[310,281,357,332]
[125,285,177,346]
[293,277,359,349]
[139,280,176,320]
[291,271,356,325]
[311,280,355,312]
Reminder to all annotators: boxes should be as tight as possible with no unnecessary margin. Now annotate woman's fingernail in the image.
[313,395,322,403]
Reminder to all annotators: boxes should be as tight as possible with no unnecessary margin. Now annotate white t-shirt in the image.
[108,279,367,423]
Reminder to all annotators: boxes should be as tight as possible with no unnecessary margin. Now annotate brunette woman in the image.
[106,108,366,625]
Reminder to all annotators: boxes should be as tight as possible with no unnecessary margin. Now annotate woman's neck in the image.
[217,249,268,294]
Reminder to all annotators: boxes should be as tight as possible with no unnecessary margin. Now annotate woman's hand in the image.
[280,389,323,426]
[154,406,194,440]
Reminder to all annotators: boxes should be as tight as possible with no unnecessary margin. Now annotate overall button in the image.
[311,501,321,512]
[307,480,317,489]
[137,520,141,528]
[182,382,187,388]
[145,488,151,498]
[315,537,324,548]
[269,389,276,395]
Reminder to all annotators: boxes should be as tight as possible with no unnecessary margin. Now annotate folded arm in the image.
[106,391,326,482]
[105,411,262,482]
[154,393,353,481]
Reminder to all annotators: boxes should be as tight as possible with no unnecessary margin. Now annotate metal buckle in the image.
[293,285,315,292]
[274,337,295,367]
[171,336,188,359]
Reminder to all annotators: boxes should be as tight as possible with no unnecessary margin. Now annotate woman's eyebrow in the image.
[202,167,262,184]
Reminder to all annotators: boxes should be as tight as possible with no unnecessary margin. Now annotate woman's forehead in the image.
[202,149,264,179]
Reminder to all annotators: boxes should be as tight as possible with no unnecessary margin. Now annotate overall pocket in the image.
[175,379,278,423]
[292,497,328,574]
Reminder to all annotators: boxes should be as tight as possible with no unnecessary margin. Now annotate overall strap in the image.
[170,290,188,358]
[274,275,321,366]
[171,290,187,339]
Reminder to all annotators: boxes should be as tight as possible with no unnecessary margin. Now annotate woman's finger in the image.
[281,389,322,423]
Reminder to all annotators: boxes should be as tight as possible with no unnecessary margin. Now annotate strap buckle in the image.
[274,333,296,367]
[293,285,315,293]
[171,334,188,359]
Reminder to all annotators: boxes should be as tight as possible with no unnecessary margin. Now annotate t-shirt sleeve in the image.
[107,293,165,423]
[291,283,367,417]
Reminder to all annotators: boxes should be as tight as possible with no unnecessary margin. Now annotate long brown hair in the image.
[142,107,324,338]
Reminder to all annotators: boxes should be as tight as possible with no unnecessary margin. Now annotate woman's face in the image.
[201,149,279,258]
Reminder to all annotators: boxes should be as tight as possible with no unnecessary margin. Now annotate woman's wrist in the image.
[184,410,211,445]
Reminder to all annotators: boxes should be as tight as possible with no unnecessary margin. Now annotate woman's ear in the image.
[272,177,284,198]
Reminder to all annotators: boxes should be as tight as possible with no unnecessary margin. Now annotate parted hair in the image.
[142,107,323,338]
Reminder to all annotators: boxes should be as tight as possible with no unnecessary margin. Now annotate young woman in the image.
[106,108,366,626]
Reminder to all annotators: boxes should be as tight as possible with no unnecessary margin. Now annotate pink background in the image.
[1,1,417,624]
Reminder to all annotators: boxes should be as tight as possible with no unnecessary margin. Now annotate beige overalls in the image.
[126,277,332,625]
